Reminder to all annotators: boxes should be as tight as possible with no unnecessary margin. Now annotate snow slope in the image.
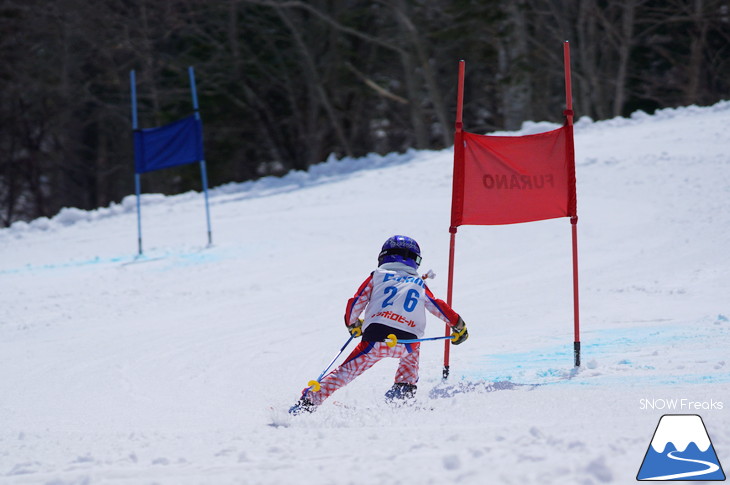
[1,102,729,484]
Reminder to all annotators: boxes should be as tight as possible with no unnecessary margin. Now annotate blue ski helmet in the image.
[378,235,422,269]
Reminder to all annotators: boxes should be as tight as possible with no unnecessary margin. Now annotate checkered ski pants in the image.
[305,340,420,406]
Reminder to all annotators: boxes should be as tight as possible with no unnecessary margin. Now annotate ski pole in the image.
[305,334,355,394]
[384,333,454,348]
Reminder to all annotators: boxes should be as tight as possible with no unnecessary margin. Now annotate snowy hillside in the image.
[1,102,729,484]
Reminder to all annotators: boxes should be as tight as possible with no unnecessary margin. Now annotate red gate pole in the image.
[571,217,580,368]
[444,226,457,379]
[564,41,581,367]
[444,60,466,379]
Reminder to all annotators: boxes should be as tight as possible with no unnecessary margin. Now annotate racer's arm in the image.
[424,285,469,345]
[423,285,459,326]
[344,273,374,329]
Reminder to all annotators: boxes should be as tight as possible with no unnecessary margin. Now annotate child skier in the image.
[290,235,468,414]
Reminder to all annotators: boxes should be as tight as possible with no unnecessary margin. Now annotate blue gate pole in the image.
[188,66,213,246]
[130,69,143,256]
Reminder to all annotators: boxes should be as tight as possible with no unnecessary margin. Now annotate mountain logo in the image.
[637,414,726,481]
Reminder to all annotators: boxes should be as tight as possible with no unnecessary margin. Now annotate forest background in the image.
[1,0,728,226]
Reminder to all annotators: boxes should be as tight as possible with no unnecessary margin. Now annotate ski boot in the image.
[288,397,316,415]
[384,383,417,404]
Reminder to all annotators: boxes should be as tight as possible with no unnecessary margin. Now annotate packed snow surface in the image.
[2,102,729,484]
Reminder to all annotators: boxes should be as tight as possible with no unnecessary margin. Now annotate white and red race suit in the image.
[345,262,460,338]
[303,262,461,406]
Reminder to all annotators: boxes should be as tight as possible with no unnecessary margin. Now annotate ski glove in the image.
[451,317,469,345]
[347,318,363,338]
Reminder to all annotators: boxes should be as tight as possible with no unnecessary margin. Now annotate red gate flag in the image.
[451,126,577,227]
[443,42,581,376]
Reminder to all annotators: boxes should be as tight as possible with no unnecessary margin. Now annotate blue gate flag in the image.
[134,115,204,174]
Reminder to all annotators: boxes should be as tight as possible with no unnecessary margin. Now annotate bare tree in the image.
[2,0,729,225]
[498,0,532,129]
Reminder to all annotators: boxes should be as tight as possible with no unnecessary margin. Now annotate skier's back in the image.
[290,235,468,414]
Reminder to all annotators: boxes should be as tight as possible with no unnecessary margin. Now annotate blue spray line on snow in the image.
[0,255,129,275]
[456,322,730,388]
[0,245,223,275]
